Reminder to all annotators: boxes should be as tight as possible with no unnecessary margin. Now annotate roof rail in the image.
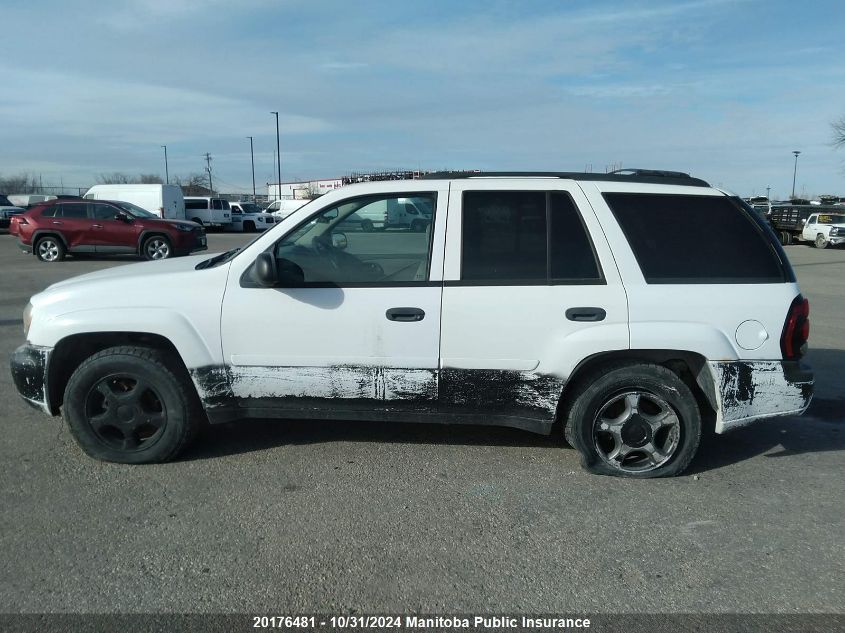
[418,169,709,187]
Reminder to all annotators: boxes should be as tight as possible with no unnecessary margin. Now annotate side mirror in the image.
[802,219,808,226]
[254,252,278,287]
[332,232,348,250]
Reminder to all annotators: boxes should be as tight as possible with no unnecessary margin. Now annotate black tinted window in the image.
[185,199,208,210]
[461,191,547,280]
[58,203,88,219]
[550,193,601,281]
[92,203,117,220]
[604,193,787,283]
[40,206,57,218]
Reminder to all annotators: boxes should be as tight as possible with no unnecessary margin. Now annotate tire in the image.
[35,236,66,262]
[564,363,701,478]
[62,346,201,464]
[244,220,256,233]
[361,219,374,232]
[780,231,792,246]
[815,234,828,249]
[142,235,172,260]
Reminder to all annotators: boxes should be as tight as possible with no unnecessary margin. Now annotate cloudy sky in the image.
[2,0,844,198]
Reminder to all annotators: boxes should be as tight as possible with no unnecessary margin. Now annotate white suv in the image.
[10,170,813,477]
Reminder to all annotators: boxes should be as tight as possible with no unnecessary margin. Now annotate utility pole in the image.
[766,185,771,200]
[161,145,169,184]
[247,136,256,198]
[271,111,281,201]
[791,150,801,199]
[204,153,213,195]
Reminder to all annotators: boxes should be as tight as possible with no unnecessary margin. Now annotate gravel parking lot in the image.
[0,232,842,614]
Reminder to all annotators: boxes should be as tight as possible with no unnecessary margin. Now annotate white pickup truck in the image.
[10,170,813,477]
[228,201,276,232]
[800,211,845,249]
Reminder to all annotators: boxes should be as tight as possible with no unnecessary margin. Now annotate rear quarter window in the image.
[603,193,791,284]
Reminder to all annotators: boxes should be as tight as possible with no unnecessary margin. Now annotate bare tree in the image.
[138,174,163,184]
[97,172,132,184]
[0,173,40,194]
[833,116,845,149]
[173,173,212,196]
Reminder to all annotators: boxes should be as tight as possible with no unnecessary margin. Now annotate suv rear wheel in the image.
[564,363,701,478]
[62,346,200,463]
[35,236,66,262]
[142,235,172,260]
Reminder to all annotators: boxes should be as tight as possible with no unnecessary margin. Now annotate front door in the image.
[89,202,138,252]
[220,184,448,416]
[438,181,629,429]
[802,214,818,241]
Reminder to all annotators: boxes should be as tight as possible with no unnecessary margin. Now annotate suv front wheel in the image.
[62,346,200,463]
[565,363,701,478]
[142,235,172,260]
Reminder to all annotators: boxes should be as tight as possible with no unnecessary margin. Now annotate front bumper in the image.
[711,360,813,433]
[10,343,53,415]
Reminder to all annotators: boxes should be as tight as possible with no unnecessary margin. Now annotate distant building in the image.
[267,178,344,201]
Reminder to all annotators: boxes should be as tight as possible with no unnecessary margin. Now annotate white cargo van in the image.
[184,197,232,228]
[84,184,185,220]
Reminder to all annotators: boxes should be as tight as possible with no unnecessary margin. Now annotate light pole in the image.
[161,145,169,184]
[247,136,256,198]
[766,185,771,200]
[791,150,801,199]
[271,111,281,201]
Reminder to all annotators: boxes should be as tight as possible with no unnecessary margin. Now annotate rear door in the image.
[439,180,629,427]
[52,202,94,250]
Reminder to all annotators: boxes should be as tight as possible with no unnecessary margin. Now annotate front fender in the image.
[30,307,221,369]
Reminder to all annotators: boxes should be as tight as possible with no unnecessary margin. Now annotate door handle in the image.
[386,307,425,322]
[565,307,606,322]
[52,221,63,225]
[92,224,103,229]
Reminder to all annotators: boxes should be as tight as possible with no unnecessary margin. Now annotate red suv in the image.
[11,199,207,262]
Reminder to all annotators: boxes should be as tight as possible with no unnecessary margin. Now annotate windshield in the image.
[195,231,266,269]
[237,202,261,213]
[817,214,845,224]
[114,201,158,218]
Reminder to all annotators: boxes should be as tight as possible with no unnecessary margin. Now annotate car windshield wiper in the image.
[195,248,241,270]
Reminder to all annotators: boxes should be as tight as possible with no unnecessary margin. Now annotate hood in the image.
[40,253,214,294]
[140,218,201,229]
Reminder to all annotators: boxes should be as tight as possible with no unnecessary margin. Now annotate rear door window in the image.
[58,203,89,219]
[603,193,789,283]
[185,199,208,210]
[460,191,602,283]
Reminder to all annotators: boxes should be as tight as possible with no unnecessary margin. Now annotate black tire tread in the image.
[563,361,701,478]
[63,345,200,463]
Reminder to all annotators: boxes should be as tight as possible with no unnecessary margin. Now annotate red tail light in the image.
[781,295,810,359]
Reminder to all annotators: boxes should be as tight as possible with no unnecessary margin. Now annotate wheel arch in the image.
[138,230,171,253]
[32,230,69,248]
[46,329,209,415]
[555,349,718,432]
